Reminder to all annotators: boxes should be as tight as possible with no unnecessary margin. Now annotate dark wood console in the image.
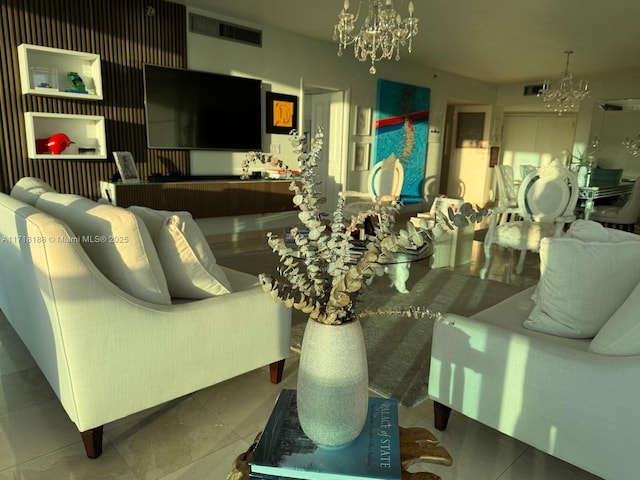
[100,179,297,218]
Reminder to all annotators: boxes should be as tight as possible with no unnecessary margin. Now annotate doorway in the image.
[441,107,577,207]
[303,86,349,213]
[442,104,494,207]
[501,113,576,181]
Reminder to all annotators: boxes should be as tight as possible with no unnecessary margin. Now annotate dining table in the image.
[578,181,635,220]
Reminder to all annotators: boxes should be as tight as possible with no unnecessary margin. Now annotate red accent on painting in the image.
[375,110,429,130]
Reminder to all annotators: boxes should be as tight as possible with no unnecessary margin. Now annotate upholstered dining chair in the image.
[590,177,640,232]
[495,164,518,209]
[494,164,518,225]
[480,159,579,280]
[341,153,404,224]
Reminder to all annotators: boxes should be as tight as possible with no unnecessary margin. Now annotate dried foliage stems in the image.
[253,129,404,325]
[240,152,289,180]
[248,128,489,326]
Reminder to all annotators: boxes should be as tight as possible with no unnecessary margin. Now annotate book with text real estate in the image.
[250,389,401,480]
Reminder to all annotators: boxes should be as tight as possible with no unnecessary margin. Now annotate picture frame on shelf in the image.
[266,92,298,134]
[113,151,140,183]
[354,106,372,136]
[353,142,371,171]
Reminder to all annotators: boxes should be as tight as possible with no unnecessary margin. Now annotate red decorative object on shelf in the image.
[36,133,74,155]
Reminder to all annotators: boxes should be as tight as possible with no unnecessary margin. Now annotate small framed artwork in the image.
[354,106,372,136]
[353,142,371,171]
[113,151,140,184]
[266,92,298,134]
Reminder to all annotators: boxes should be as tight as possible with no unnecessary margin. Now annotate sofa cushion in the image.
[565,219,638,242]
[10,177,56,205]
[129,206,232,299]
[524,236,640,338]
[589,281,640,355]
[35,193,171,305]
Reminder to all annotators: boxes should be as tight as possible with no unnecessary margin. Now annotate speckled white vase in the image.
[297,318,368,447]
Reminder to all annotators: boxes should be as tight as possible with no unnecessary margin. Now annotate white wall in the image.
[180,8,640,233]
[497,68,640,172]
[184,8,640,237]
[184,6,498,235]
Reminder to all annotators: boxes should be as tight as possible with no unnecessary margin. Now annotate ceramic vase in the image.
[296,318,369,447]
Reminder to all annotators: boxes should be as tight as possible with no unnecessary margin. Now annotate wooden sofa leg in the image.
[80,426,104,458]
[269,359,285,384]
[433,401,451,431]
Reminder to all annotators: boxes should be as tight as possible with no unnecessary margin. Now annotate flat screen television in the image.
[143,64,262,151]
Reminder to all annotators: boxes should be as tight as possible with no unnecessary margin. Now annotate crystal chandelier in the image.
[333,0,419,74]
[538,50,590,114]
[623,135,640,157]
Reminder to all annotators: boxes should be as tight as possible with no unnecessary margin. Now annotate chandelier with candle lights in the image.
[623,135,640,157]
[538,50,590,114]
[333,0,419,74]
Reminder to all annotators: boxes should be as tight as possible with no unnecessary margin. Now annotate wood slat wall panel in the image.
[0,0,188,198]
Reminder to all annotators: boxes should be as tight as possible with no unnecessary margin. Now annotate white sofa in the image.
[0,178,291,458]
[428,221,640,480]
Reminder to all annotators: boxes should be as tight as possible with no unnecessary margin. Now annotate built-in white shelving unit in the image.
[24,112,107,159]
[17,43,103,100]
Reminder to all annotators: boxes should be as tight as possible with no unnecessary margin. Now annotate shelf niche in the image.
[24,112,107,159]
[17,43,103,100]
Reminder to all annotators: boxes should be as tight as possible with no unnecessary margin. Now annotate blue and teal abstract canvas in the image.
[374,79,430,204]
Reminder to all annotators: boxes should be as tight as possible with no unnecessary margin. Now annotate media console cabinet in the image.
[100,179,297,218]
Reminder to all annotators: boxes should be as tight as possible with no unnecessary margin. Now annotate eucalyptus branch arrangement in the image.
[249,128,488,326]
[240,152,290,180]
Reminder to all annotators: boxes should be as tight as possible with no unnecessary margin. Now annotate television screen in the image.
[143,64,262,151]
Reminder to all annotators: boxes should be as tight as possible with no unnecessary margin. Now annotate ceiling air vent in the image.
[189,13,262,47]
[523,84,544,96]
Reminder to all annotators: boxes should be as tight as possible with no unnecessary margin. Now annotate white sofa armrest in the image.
[428,311,640,480]
[0,199,290,433]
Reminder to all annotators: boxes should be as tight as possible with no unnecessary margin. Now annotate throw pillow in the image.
[589,281,640,356]
[565,219,639,242]
[10,177,56,205]
[524,236,640,338]
[35,193,171,305]
[129,206,232,299]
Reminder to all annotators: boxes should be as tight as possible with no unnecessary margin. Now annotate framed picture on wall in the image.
[353,142,371,171]
[113,151,140,183]
[354,106,372,136]
[266,92,298,134]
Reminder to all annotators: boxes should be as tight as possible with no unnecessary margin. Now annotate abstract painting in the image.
[374,79,430,204]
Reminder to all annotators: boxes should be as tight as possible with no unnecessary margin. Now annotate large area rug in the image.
[218,250,530,408]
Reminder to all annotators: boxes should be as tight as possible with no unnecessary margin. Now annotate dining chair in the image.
[494,164,518,225]
[480,159,579,280]
[495,164,518,209]
[340,153,404,225]
[590,177,640,232]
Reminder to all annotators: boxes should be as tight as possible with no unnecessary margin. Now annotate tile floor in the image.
[0,233,603,479]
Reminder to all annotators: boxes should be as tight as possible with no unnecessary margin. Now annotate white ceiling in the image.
[175,0,640,85]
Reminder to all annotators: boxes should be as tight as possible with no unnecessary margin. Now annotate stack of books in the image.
[250,389,402,480]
